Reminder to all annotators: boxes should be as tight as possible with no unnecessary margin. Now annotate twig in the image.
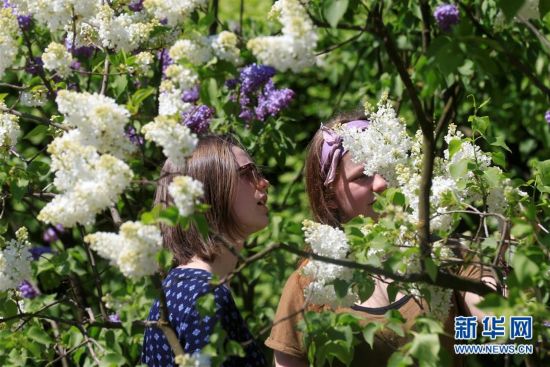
[100,56,110,95]
[78,225,109,321]
[316,30,365,56]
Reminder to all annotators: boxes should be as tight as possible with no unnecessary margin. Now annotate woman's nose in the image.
[372,174,387,193]
[256,177,270,191]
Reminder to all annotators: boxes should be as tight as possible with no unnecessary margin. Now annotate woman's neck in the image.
[179,239,244,278]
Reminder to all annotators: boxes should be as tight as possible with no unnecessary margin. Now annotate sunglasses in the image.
[237,163,265,184]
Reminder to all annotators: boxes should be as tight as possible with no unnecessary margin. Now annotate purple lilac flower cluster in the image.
[18,280,38,298]
[26,57,43,76]
[125,126,144,145]
[128,0,144,12]
[545,110,550,125]
[182,105,215,134]
[158,49,173,76]
[65,38,95,59]
[108,314,121,323]
[234,64,294,122]
[433,4,460,32]
[43,224,64,243]
[3,0,32,30]
[182,85,200,103]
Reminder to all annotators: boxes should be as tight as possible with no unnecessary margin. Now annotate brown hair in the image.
[154,135,245,265]
[304,111,368,227]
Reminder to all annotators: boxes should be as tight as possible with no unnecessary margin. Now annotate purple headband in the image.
[320,119,370,186]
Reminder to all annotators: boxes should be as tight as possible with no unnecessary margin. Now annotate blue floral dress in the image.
[142,268,266,367]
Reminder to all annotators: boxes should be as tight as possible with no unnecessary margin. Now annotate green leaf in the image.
[511,252,539,286]
[424,258,438,282]
[447,139,462,160]
[387,351,414,367]
[541,0,550,18]
[362,322,381,348]
[196,292,216,318]
[100,352,126,366]
[324,0,349,28]
[409,332,440,367]
[449,159,469,179]
[333,279,349,298]
[23,125,50,141]
[491,151,507,167]
[28,325,52,346]
[469,115,490,135]
[193,214,209,238]
[496,0,526,20]
[490,135,512,153]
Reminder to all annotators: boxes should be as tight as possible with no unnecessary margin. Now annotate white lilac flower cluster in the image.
[92,5,159,53]
[0,102,20,148]
[9,0,100,32]
[0,228,33,292]
[247,0,317,72]
[56,90,135,158]
[37,130,134,227]
[20,89,47,107]
[142,115,198,165]
[42,42,73,78]
[170,32,241,66]
[135,51,154,73]
[84,221,162,278]
[143,0,207,26]
[301,220,358,308]
[338,93,412,187]
[174,352,210,367]
[168,176,204,217]
[0,8,20,78]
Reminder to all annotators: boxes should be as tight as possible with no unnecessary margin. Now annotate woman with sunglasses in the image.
[142,135,269,366]
[265,113,496,367]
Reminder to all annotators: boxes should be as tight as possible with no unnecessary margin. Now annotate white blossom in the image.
[20,90,47,107]
[142,115,198,165]
[210,31,240,64]
[135,51,154,73]
[0,228,33,292]
[247,0,317,72]
[85,221,162,278]
[0,8,19,78]
[42,42,73,78]
[157,80,193,116]
[168,176,204,217]
[38,131,134,227]
[9,0,100,32]
[143,0,208,26]
[0,105,20,148]
[56,90,135,158]
[164,65,199,90]
[93,5,158,52]
[169,37,213,65]
[301,220,358,308]
[339,94,412,186]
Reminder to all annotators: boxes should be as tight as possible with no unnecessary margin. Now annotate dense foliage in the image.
[0,0,549,366]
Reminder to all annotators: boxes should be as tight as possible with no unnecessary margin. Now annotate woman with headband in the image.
[265,112,496,367]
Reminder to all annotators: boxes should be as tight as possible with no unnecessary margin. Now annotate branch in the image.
[150,274,185,357]
[369,5,434,266]
[276,243,496,296]
[7,108,68,131]
[100,56,110,95]
[78,225,109,321]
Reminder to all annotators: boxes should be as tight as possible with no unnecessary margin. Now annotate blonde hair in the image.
[154,135,245,265]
